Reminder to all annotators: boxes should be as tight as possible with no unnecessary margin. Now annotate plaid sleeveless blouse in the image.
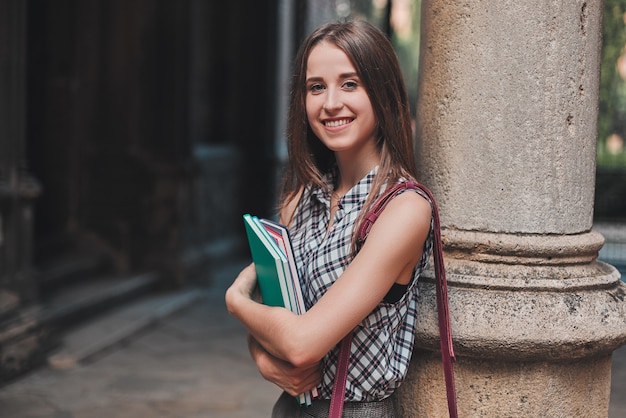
[288,166,434,402]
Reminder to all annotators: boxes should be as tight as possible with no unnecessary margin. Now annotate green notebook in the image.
[242,214,292,309]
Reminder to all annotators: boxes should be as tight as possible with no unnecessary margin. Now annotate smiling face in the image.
[305,41,378,162]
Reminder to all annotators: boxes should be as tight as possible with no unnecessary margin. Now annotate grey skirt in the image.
[271,391,397,418]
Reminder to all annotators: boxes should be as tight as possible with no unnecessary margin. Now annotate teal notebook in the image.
[242,214,291,309]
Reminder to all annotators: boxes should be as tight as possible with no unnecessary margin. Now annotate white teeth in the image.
[325,119,351,127]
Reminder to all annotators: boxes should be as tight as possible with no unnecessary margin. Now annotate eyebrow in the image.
[306,72,360,83]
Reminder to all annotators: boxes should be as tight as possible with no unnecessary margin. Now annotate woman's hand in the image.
[225,263,258,314]
[248,335,321,396]
[231,263,257,297]
[228,264,319,388]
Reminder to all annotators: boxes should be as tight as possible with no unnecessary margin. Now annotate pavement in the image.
[0,261,281,418]
[0,260,624,418]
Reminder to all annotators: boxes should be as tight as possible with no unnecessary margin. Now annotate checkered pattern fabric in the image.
[289,166,434,402]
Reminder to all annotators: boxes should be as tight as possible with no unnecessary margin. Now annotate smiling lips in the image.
[324,118,354,127]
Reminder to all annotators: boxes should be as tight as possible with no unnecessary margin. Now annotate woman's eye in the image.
[308,84,325,93]
[343,80,358,89]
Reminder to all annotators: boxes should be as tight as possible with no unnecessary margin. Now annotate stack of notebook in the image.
[243,214,318,405]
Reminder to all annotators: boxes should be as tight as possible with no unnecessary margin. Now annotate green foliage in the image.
[599,0,626,168]
[391,1,422,118]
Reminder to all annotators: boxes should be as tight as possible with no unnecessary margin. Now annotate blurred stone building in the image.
[0,0,300,382]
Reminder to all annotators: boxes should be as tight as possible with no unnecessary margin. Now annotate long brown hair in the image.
[280,20,417,251]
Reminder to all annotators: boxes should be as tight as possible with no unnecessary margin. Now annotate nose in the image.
[323,88,342,113]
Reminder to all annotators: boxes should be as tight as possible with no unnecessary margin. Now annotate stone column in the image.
[396,0,626,416]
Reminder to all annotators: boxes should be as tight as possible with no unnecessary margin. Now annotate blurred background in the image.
[0,0,624,384]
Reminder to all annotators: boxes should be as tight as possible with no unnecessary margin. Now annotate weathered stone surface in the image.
[397,349,612,418]
[409,0,626,416]
[416,0,602,235]
[415,278,626,361]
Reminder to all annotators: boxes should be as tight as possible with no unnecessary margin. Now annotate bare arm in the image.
[247,334,321,396]
[225,191,431,367]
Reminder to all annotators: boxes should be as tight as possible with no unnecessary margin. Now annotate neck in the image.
[334,151,380,195]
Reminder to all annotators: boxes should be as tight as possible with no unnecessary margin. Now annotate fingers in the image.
[230,264,258,297]
[281,363,322,396]
[224,264,259,314]
[253,346,322,396]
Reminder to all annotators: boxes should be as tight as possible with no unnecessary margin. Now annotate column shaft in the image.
[397,0,626,416]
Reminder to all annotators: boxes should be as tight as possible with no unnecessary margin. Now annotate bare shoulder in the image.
[355,189,432,280]
[385,189,431,218]
[372,190,432,241]
[278,186,305,226]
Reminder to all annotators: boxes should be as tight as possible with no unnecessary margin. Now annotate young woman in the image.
[226,20,433,417]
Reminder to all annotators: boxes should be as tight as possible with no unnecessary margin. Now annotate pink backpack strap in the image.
[330,181,458,418]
